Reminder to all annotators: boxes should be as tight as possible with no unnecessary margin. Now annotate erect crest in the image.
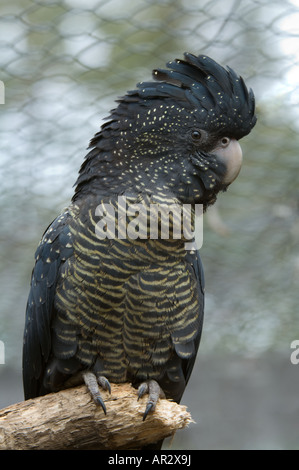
[118,53,257,139]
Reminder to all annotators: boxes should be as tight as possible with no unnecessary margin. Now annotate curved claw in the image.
[137,379,164,421]
[137,382,148,400]
[143,401,154,421]
[83,371,111,415]
[98,376,111,394]
[95,395,107,415]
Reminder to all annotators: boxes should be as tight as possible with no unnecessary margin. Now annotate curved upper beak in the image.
[212,139,243,185]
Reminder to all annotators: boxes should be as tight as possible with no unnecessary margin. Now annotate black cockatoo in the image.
[23,53,256,443]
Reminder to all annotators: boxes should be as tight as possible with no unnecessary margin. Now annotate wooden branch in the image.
[0,383,193,450]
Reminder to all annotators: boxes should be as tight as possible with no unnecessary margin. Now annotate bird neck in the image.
[72,129,226,210]
[72,132,178,201]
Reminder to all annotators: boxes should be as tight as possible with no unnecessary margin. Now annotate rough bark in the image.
[0,383,192,450]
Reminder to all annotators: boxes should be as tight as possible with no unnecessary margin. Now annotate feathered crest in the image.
[122,53,257,139]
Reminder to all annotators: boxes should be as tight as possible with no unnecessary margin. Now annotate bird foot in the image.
[137,379,165,421]
[83,371,111,414]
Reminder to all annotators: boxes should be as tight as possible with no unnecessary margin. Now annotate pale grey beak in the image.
[213,139,243,185]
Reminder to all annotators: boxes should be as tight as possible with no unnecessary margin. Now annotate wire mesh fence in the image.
[0,0,299,449]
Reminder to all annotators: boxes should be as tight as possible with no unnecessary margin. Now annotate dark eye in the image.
[191,130,202,141]
[221,137,230,147]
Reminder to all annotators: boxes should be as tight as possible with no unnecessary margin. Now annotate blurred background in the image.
[0,0,298,450]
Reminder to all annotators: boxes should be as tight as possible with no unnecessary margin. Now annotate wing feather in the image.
[22,211,73,399]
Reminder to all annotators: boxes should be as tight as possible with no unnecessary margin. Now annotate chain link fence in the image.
[0,0,299,449]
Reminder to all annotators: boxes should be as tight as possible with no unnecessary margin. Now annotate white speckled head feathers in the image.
[133,53,257,139]
[73,53,256,205]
